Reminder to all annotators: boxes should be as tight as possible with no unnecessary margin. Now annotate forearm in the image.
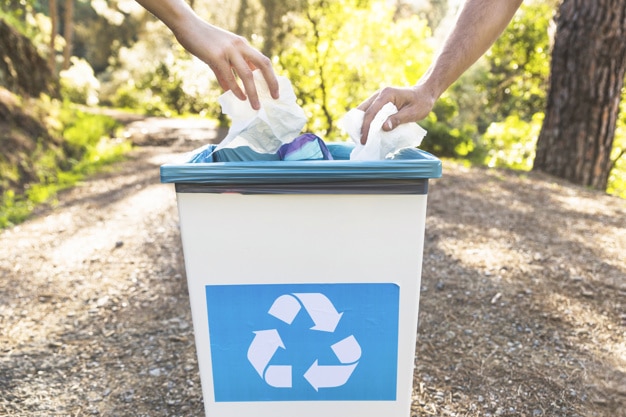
[419,0,523,99]
[135,0,197,34]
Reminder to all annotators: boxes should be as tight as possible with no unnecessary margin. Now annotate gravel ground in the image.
[0,118,624,416]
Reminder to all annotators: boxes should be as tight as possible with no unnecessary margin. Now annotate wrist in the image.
[411,81,438,113]
[170,8,200,38]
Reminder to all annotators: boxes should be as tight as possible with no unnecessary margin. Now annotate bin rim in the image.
[160,143,442,184]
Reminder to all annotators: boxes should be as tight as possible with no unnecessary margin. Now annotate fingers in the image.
[382,106,418,132]
[214,66,246,102]
[236,51,280,109]
[225,39,263,109]
[215,56,277,110]
[210,35,280,110]
[257,64,280,100]
[360,103,381,145]
[231,58,260,109]
[358,86,432,144]
[359,89,394,144]
[250,53,280,100]
[174,18,279,108]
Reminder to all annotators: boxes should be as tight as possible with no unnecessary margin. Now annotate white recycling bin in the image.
[160,143,441,417]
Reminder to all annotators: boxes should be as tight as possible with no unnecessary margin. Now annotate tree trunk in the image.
[48,0,58,73]
[62,0,74,70]
[260,0,277,57]
[259,0,301,57]
[235,0,250,36]
[533,0,626,190]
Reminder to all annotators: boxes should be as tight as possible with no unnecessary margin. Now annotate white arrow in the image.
[304,360,358,391]
[264,365,292,388]
[331,335,361,364]
[247,329,284,377]
[293,293,343,332]
[268,294,301,324]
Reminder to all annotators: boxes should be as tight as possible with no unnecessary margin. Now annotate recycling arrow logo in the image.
[246,292,362,390]
[205,283,399,401]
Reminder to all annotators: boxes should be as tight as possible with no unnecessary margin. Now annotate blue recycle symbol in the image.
[246,292,362,391]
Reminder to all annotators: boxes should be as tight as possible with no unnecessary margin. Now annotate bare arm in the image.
[359,0,524,143]
[135,0,279,109]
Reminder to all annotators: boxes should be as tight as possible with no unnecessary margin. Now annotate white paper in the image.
[338,102,427,160]
[216,70,307,154]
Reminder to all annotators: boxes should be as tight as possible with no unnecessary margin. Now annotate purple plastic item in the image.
[277,133,333,161]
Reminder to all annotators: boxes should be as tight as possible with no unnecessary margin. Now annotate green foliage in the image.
[418,96,478,159]
[0,102,130,228]
[482,112,544,170]
[276,0,433,138]
[608,153,626,199]
[140,62,193,116]
[0,2,52,56]
[482,0,552,123]
[60,107,123,161]
[0,3,28,30]
[607,88,626,199]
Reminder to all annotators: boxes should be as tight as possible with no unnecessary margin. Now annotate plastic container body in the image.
[161,144,441,417]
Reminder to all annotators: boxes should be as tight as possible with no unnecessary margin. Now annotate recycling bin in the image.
[160,143,441,417]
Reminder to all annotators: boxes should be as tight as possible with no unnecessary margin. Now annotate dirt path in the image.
[0,118,624,416]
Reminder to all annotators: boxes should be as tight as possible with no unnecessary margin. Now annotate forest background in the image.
[0,0,625,228]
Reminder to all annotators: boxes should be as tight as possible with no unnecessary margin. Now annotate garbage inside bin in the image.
[339,102,427,161]
[198,133,333,163]
[215,70,307,156]
[212,70,428,162]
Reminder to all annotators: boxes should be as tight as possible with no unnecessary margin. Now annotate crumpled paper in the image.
[338,102,427,160]
[215,70,307,154]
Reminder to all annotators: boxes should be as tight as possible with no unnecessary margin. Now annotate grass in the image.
[0,106,132,228]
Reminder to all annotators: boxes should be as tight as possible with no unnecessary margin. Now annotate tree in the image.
[482,1,552,125]
[277,0,432,137]
[234,0,250,35]
[48,0,58,72]
[62,0,74,70]
[533,0,626,190]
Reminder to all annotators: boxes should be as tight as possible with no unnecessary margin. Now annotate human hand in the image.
[357,84,436,144]
[173,17,279,110]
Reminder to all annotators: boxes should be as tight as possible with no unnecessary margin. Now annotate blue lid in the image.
[160,143,441,184]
